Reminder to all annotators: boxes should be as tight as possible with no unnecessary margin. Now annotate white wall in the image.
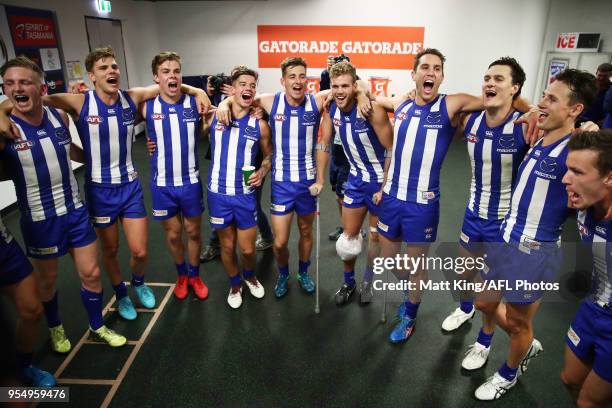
[154,0,551,101]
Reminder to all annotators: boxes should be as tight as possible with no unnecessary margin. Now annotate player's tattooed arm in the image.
[369,102,394,149]
[249,119,273,188]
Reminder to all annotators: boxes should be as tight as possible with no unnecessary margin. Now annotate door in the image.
[85,16,129,88]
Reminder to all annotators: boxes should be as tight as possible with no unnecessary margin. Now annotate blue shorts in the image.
[151,182,204,221]
[0,239,33,287]
[459,207,503,251]
[330,144,350,198]
[85,179,147,227]
[208,190,257,230]
[20,206,97,259]
[270,181,316,216]
[566,300,612,382]
[342,176,382,216]
[376,193,439,243]
[482,239,562,304]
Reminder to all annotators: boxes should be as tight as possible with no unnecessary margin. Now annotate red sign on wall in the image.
[8,15,57,47]
[258,25,425,69]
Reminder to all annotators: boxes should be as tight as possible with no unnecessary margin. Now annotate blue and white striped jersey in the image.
[501,135,571,244]
[2,107,83,221]
[208,114,260,195]
[146,94,200,187]
[465,110,529,220]
[383,95,455,203]
[577,209,612,305]
[329,101,385,183]
[76,90,138,185]
[268,92,319,183]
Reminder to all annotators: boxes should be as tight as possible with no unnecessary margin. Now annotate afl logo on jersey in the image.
[333,118,341,127]
[152,113,165,120]
[183,108,195,119]
[467,133,478,143]
[215,122,225,131]
[14,140,35,151]
[303,112,317,122]
[274,114,287,122]
[86,116,104,125]
[426,112,441,124]
[499,134,516,148]
[577,222,589,239]
[395,112,408,122]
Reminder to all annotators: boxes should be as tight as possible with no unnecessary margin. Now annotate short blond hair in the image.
[329,61,357,82]
[0,56,45,84]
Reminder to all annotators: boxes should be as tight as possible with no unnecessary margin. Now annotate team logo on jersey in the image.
[333,118,341,127]
[14,140,35,151]
[303,112,318,122]
[274,114,287,122]
[86,115,104,125]
[55,128,70,143]
[36,129,47,137]
[467,133,478,143]
[426,112,441,124]
[152,113,165,120]
[183,108,195,119]
[245,126,258,137]
[395,112,408,122]
[539,157,557,173]
[595,225,606,236]
[122,109,135,122]
[354,118,368,130]
[498,134,516,149]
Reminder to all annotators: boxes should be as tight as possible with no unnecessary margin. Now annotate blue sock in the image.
[498,361,518,381]
[80,287,104,331]
[42,291,61,328]
[460,301,474,314]
[176,262,187,276]
[476,328,494,348]
[279,265,289,277]
[229,274,242,287]
[188,264,199,278]
[299,260,310,275]
[112,282,128,300]
[131,273,144,287]
[243,269,255,279]
[362,265,374,283]
[404,301,420,319]
[16,351,33,369]
[344,270,355,287]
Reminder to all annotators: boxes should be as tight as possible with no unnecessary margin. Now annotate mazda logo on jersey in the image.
[14,140,35,151]
[426,112,441,124]
[152,113,165,120]
[539,157,557,173]
[354,118,368,130]
[275,114,287,121]
[303,112,317,122]
[498,134,516,148]
[183,109,194,119]
[86,116,104,124]
[245,126,258,137]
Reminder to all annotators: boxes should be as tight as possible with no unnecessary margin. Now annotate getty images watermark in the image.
[371,254,561,293]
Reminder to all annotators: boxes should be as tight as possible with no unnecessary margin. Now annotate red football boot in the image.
[174,275,189,300]
[189,276,209,300]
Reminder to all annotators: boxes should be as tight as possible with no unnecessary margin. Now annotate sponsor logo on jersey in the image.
[86,115,103,125]
[303,112,318,122]
[343,195,354,205]
[354,118,368,130]
[460,231,470,243]
[108,108,116,115]
[499,134,516,148]
[426,112,441,124]
[152,113,165,120]
[14,140,35,151]
[55,128,70,143]
[122,109,135,124]
[535,157,558,180]
[210,216,225,225]
[37,129,47,137]
[595,225,606,236]
[422,191,435,200]
[567,325,580,347]
[183,108,195,119]
[169,107,176,113]
[153,209,168,217]
[271,203,286,212]
[92,216,111,224]
[377,220,389,232]
[485,130,494,137]
[29,245,59,255]
[245,126,258,137]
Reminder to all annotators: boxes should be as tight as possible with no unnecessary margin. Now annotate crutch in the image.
[381,265,388,323]
[315,197,321,314]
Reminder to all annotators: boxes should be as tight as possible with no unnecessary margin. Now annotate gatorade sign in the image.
[258,25,424,69]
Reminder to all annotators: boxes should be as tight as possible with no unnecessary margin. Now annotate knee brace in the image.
[336,232,363,261]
